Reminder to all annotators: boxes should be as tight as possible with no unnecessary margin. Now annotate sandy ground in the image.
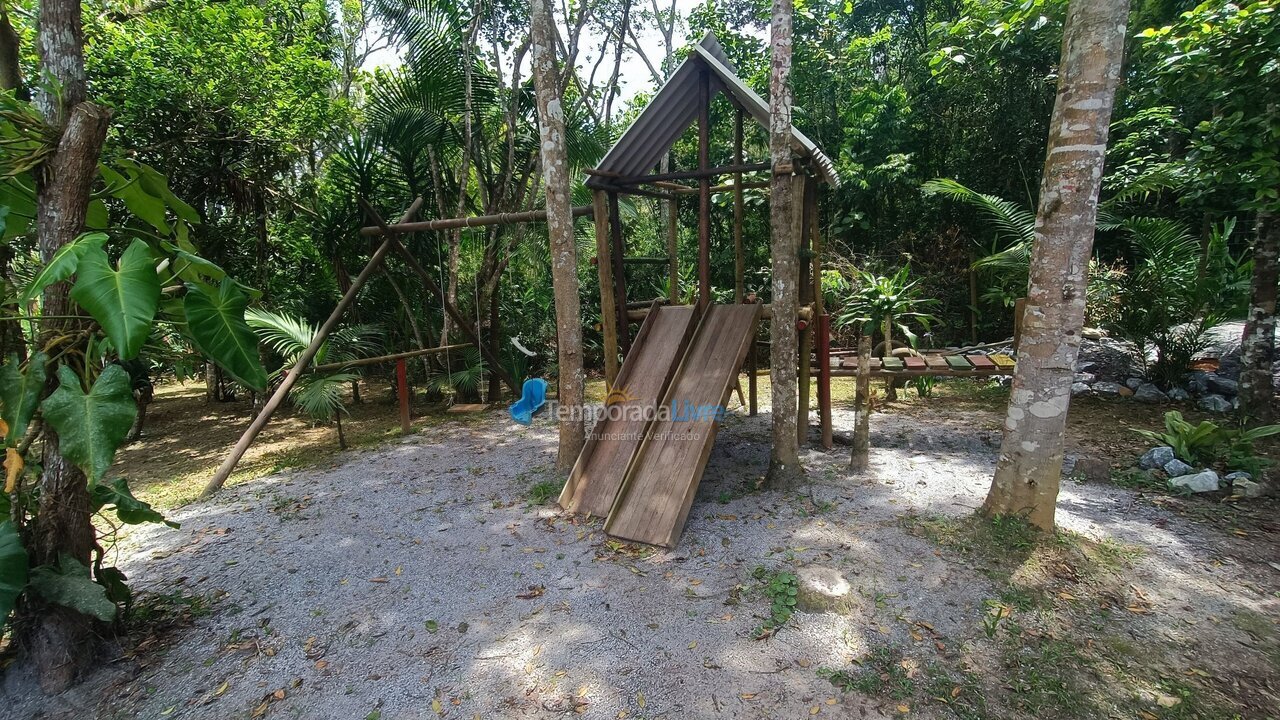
[3,395,1279,719]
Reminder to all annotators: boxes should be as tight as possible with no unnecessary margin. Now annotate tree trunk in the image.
[530,0,585,472]
[22,0,113,691]
[983,0,1128,531]
[766,0,802,488]
[1238,212,1278,424]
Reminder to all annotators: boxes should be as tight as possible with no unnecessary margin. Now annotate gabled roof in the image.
[586,33,840,188]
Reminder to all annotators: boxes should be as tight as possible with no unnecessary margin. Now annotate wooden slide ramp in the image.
[604,304,761,547]
[558,304,700,517]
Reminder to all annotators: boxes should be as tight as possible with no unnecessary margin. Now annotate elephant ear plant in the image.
[0,157,271,640]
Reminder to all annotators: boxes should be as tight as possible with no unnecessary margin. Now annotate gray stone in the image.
[1167,388,1191,402]
[1074,372,1096,384]
[1231,478,1266,499]
[1197,394,1233,413]
[1077,361,1097,373]
[1169,470,1220,493]
[1071,382,1092,397]
[1207,375,1239,396]
[1081,327,1105,340]
[1126,378,1144,391]
[1134,383,1168,403]
[1162,459,1194,477]
[794,566,854,613]
[1139,446,1176,470]
[1070,456,1112,483]
[1225,471,1253,483]
[1093,381,1125,396]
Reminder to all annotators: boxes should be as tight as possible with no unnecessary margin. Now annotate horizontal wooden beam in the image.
[587,163,770,186]
[311,343,472,372]
[360,205,595,237]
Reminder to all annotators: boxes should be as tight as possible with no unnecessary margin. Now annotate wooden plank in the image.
[991,354,1016,369]
[924,354,948,368]
[605,304,760,547]
[447,403,488,414]
[559,305,700,517]
[903,356,926,370]
[869,358,883,370]
[945,355,973,370]
[968,354,996,369]
[882,356,904,370]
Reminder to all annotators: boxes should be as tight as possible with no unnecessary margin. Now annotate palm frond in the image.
[294,373,358,422]
[245,308,315,361]
[922,178,1035,247]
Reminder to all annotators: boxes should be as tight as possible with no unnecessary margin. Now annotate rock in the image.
[1126,378,1144,391]
[1197,394,1233,413]
[795,567,853,613]
[1231,478,1266,499]
[1071,382,1092,397]
[1070,456,1112,483]
[1186,377,1209,396]
[1167,388,1191,402]
[1118,386,1134,397]
[1225,471,1253,483]
[1203,371,1233,394]
[1134,383,1168,403]
[1207,375,1239,396]
[1162,459,1194,477]
[1081,327,1106,340]
[1169,470,1220,493]
[1074,372,1096,384]
[1139,446,1176,470]
[1094,381,1125,396]
[1077,361,1096,373]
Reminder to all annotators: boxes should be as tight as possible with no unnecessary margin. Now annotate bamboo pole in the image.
[607,191,631,357]
[851,333,872,472]
[396,358,411,434]
[202,197,425,498]
[667,186,679,304]
[795,175,811,446]
[359,204,594,237]
[733,109,745,305]
[697,69,712,308]
[311,343,471,372]
[594,190,620,387]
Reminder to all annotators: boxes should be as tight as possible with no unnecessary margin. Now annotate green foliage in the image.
[834,265,938,347]
[1132,411,1280,472]
[528,478,564,505]
[68,240,162,361]
[27,554,118,623]
[751,567,798,636]
[21,231,107,305]
[40,365,138,482]
[0,352,47,445]
[183,280,268,391]
[90,477,179,529]
[0,520,27,625]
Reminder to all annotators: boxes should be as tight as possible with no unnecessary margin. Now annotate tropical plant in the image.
[245,309,383,448]
[834,265,938,353]
[1132,411,1280,473]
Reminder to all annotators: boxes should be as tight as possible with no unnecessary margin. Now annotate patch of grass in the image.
[822,646,986,719]
[527,478,565,505]
[1002,637,1095,716]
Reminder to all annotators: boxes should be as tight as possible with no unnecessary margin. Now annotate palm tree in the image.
[246,309,383,448]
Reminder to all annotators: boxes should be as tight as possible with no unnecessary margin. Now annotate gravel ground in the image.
[4,397,1278,719]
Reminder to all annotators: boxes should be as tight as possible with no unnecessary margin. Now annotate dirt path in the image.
[3,390,1278,719]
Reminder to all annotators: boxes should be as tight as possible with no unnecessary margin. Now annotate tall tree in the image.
[982,0,1128,530]
[24,0,113,691]
[766,0,801,487]
[529,0,585,471]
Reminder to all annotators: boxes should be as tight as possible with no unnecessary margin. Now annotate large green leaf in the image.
[0,520,27,623]
[69,239,161,360]
[28,554,117,622]
[184,280,268,391]
[41,365,137,482]
[100,164,169,233]
[90,477,178,528]
[21,231,108,305]
[0,352,46,445]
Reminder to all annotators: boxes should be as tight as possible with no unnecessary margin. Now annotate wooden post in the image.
[817,313,832,450]
[607,190,631,357]
[851,333,871,472]
[733,109,745,305]
[697,69,711,307]
[594,190,620,386]
[396,357,411,434]
[203,197,425,497]
[667,184,679,304]
[795,174,810,446]
[968,258,979,344]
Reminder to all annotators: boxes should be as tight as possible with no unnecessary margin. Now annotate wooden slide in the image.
[558,303,702,517]
[559,303,760,547]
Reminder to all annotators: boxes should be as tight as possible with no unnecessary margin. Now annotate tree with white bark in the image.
[983,0,1129,530]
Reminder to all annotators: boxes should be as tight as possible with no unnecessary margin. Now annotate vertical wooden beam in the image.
[396,357,411,434]
[667,180,679,304]
[817,313,832,449]
[748,334,758,416]
[697,69,711,307]
[607,190,631,357]
[851,333,872,471]
[594,190,619,386]
[968,257,979,344]
[733,109,745,305]
[794,174,810,446]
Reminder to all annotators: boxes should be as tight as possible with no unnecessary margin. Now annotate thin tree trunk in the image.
[530,0,585,471]
[1239,212,1278,424]
[850,334,871,471]
[22,0,113,691]
[766,0,801,487]
[983,0,1128,531]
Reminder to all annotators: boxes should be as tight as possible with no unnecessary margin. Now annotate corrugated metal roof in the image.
[587,33,840,188]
